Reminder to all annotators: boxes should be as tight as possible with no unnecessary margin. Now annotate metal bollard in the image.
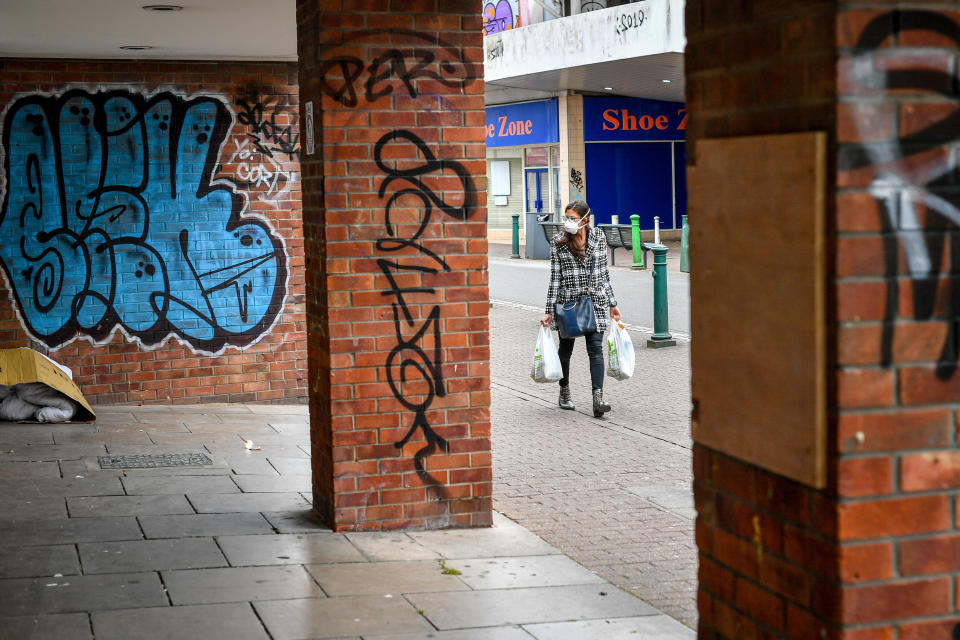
[680,215,689,273]
[511,214,520,259]
[646,243,677,349]
[630,214,644,270]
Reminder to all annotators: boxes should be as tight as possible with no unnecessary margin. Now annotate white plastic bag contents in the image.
[531,325,563,383]
[606,322,636,381]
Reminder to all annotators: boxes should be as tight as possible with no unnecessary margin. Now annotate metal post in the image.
[630,214,644,270]
[680,215,689,273]
[654,216,660,245]
[511,214,520,259]
[646,243,677,349]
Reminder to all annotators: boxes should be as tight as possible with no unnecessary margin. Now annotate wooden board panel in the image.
[690,132,827,488]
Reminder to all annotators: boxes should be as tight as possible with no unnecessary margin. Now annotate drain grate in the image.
[98,453,213,469]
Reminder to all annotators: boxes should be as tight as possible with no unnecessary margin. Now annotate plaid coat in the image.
[545,226,618,334]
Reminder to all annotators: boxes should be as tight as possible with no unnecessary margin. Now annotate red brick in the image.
[837,495,950,540]
[900,535,960,575]
[735,578,784,631]
[902,451,960,491]
[843,578,950,624]
[837,457,892,497]
[836,409,950,453]
[839,542,893,582]
[838,368,894,408]
[900,367,960,405]
[900,619,960,640]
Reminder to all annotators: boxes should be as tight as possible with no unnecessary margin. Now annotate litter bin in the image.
[525,212,552,259]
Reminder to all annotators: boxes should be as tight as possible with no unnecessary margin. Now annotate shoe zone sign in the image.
[584,96,686,142]
[485,99,559,148]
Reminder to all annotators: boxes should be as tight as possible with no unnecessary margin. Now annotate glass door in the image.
[525,168,547,213]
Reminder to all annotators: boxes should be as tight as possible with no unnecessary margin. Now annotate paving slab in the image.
[122,475,239,495]
[204,443,310,459]
[135,413,222,424]
[0,497,68,520]
[184,423,280,435]
[445,555,606,590]
[407,584,656,629]
[67,495,194,517]
[139,513,272,538]
[217,533,363,565]
[0,516,141,546]
[0,612,91,640]
[233,474,311,493]
[0,461,60,478]
[188,492,309,513]
[53,431,153,446]
[146,433,237,446]
[623,484,696,521]
[0,475,123,497]
[407,524,560,559]
[367,629,532,640]
[305,560,468,596]
[0,444,105,461]
[345,533,440,561]
[162,565,325,605]
[0,544,80,578]
[220,455,281,476]
[267,457,311,475]
[262,509,331,533]
[0,572,166,616]
[92,602,270,640]
[79,538,226,574]
[248,405,309,415]
[254,596,432,640]
[523,615,695,639]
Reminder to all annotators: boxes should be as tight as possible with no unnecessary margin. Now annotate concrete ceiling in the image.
[0,0,298,61]
[485,52,684,105]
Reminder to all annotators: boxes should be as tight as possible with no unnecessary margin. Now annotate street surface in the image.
[489,244,697,628]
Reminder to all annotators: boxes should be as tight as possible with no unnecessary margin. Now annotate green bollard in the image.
[630,214,644,270]
[646,243,677,349]
[680,215,690,273]
[511,214,520,259]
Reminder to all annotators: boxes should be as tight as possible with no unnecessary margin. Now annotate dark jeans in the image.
[558,331,605,390]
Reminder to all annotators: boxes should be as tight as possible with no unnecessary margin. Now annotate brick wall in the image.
[686,1,841,637]
[691,1,960,636]
[297,0,492,531]
[0,59,307,405]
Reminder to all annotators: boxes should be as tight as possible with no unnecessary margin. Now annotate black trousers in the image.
[558,331,605,390]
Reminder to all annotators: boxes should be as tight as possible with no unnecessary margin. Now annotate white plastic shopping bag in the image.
[606,322,635,381]
[531,325,563,383]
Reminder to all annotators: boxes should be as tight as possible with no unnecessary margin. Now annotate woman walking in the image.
[541,200,621,417]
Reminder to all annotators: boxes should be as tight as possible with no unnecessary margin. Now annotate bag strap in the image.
[586,243,596,294]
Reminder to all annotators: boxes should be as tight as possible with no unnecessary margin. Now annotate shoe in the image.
[558,385,575,410]
[592,388,611,418]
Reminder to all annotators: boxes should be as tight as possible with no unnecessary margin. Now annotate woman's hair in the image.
[556,200,591,258]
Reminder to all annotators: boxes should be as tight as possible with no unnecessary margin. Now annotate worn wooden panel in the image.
[690,132,827,489]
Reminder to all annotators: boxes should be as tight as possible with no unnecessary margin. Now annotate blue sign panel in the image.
[485,100,559,148]
[584,97,686,142]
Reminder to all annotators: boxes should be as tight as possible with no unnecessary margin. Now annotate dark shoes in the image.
[558,385,575,410]
[592,388,611,418]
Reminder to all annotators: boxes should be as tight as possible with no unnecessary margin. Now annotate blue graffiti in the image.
[0,90,287,354]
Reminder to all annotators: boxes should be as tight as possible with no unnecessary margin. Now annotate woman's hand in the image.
[541,313,552,327]
[610,306,622,322]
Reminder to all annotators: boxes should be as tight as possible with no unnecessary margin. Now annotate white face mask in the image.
[563,215,588,234]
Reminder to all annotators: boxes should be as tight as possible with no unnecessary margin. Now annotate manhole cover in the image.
[98,453,213,469]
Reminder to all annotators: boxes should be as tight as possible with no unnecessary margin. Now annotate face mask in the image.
[563,216,587,234]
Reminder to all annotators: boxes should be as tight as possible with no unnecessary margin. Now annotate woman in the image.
[541,200,621,417]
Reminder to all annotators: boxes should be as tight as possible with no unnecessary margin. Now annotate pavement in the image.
[0,246,696,638]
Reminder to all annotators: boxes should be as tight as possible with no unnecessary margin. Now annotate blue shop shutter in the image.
[585,142,673,229]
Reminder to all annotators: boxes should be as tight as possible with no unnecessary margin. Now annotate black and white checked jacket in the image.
[545,226,618,334]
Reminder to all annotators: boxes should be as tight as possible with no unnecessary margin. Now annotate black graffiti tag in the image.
[373,129,474,492]
[234,97,300,159]
[839,10,960,378]
[317,30,479,108]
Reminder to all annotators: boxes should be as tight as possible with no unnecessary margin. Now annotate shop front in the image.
[485,99,560,246]
[583,96,687,229]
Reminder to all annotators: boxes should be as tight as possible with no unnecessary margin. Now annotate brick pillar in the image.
[297,0,491,531]
[690,1,960,637]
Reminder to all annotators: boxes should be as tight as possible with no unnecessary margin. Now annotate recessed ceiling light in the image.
[662,79,672,83]
[603,86,613,91]
[142,4,183,10]
[120,45,155,50]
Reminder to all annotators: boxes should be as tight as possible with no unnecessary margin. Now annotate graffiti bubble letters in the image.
[227,137,295,207]
[483,0,520,34]
[373,129,475,491]
[839,10,960,378]
[0,90,288,354]
[317,30,479,108]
